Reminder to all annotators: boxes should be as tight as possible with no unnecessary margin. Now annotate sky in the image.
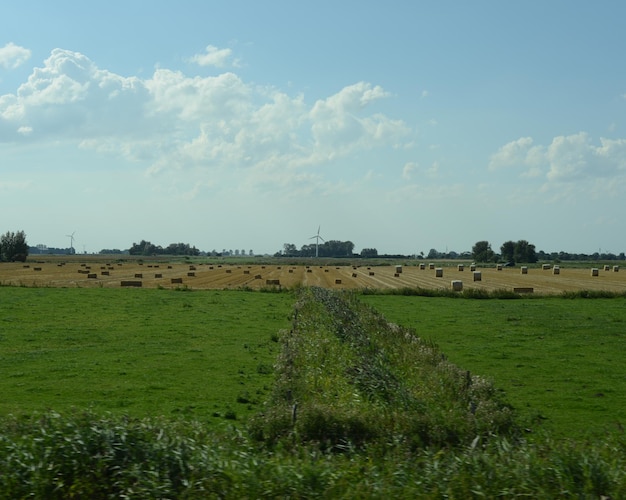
[1,1,626,256]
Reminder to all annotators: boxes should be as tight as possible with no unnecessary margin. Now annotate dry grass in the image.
[1,259,625,294]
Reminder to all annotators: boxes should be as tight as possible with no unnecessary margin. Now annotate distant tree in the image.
[0,230,28,262]
[282,243,297,256]
[472,241,495,262]
[129,240,158,256]
[427,248,441,259]
[360,248,378,258]
[514,240,537,263]
[500,241,516,263]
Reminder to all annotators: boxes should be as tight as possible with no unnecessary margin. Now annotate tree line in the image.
[128,240,200,256]
[279,240,356,258]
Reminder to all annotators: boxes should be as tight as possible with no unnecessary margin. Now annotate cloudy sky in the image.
[2,1,625,255]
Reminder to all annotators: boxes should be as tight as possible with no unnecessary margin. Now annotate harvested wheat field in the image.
[1,258,625,294]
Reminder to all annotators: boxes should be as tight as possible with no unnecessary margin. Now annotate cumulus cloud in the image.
[0,42,31,69]
[489,133,626,184]
[0,48,410,196]
[189,45,236,68]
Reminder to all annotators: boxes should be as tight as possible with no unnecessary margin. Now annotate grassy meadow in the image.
[1,281,626,496]
[0,286,292,423]
[361,293,626,439]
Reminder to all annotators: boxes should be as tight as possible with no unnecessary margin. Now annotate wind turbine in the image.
[66,231,76,254]
[309,225,325,258]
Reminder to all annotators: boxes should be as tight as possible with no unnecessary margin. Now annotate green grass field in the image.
[361,294,626,438]
[1,285,625,497]
[0,287,293,423]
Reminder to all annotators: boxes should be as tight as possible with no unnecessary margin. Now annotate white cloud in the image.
[0,42,31,69]
[402,162,418,179]
[189,45,235,68]
[1,49,411,198]
[490,133,626,189]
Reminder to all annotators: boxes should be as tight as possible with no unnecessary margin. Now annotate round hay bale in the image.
[429,263,435,270]
[451,280,463,291]
[473,271,482,281]
[435,268,443,277]
[520,266,528,275]
[614,265,620,272]
[553,266,560,275]
[458,264,464,271]
[470,264,476,271]
[419,263,425,270]
[591,268,599,276]
[496,264,502,271]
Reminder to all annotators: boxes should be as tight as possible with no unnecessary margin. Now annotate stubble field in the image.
[1,258,625,294]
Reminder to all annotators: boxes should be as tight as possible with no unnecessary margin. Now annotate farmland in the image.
[1,257,625,294]
[0,284,625,497]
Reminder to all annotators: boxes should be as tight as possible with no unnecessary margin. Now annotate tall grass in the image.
[250,287,518,449]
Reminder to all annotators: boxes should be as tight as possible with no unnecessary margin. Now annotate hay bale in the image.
[307,269,312,273]
[121,280,142,287]
[473,271,482,281]
[168,265,173,269]
[542,264,551,270]
[513,287,534,293]
[155,273,162,278]
[288,269,293,273]
[369,271,375,276]
[87,273,97,279]
[171,277,183,284]
[33,267,42,271]
[335,279,342,284]
[614,265,620,272]
[520,266,528,275]
[458,264,464,271]
[187,272,195,277]
[435,268,443,277]
[470,264,476,271]
[591,268,599,276]
[102,271,110,276]
[496,264,502,271]
[451,280,463,291]
[189,266,196,270]
[429,263,435,270]
[352,273,357,278]
[604,265,610,271]
[135,273,143,278]
[553,266,560,275]
[255,274,262,279]
[243,270,250,274]
[395,265,402,274]
[419,263,425,270]
[394,273,400,277]
[265,279,280,285]
[225,269,232,274]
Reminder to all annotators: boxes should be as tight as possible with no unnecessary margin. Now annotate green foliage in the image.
[0,230,28,262]
[250,287,518,449]
[472,240,495,262]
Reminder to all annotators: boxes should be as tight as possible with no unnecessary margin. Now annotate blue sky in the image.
[1,1,625,255]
